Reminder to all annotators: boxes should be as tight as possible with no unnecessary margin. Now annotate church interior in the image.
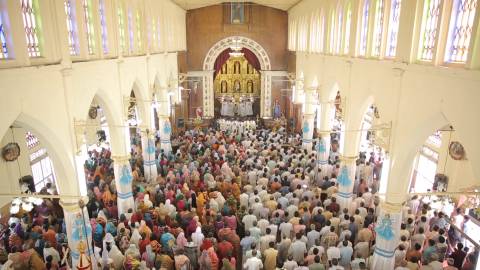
[0,0,479,269]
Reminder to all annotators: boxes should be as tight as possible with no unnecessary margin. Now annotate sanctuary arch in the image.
[190,36,288,119]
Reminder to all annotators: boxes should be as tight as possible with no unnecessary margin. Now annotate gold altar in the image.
[214,55,261,101]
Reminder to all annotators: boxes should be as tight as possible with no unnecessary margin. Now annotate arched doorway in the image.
[202,36,272,119]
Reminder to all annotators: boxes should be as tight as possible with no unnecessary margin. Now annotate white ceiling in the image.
[172,0,301,11]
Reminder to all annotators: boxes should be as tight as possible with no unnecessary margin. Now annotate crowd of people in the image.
[0,122,478,270]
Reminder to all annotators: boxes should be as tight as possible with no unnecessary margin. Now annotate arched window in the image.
[344,2,352,54]
[335,5,343,54]
[64,0,78,56]
[359,0,370,56]
[157,18,161,49]
[151,17,157,49]
[372,0,385,57]
[25,131,57,193]
[386,0,402,57]
[320,11,325,52]
[128,9,134,53]
[20,0,42,57]
[418,0,442,61]
[136,10,142,51]
[288,19,297,51]
[0,11,8,59]
[99,0,108,54]
[329,9,336,54]
[118,5,126,54]
[445,0,478,63]
[82,0,95,55]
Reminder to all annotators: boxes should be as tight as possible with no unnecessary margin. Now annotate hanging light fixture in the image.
[229,38,244,58]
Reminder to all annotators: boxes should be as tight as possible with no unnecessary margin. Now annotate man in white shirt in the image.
[242,209,257,231]
[327,245,341,263]
[243,250,263,270]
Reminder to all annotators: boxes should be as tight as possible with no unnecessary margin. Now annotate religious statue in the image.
[247,80,254,93]
[335,91,342,118]
[221,81,228,93]
[196,107,203,119]
[273,99,281,119]
[234,80,241,92]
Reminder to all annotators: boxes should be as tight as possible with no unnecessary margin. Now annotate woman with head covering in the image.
[141,244,156,269]
[176,230,188,251]
[130,224,142,248]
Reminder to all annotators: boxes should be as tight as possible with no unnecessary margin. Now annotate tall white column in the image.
[141,129,158,183]
[263,71,272,119]
[316,131,331,180]
[159,117,172,155]
[337,156,356,211]
[302,89,317,150]
[112,155,135,215]
[371,202,403,270]
[302,114,315,150]
[201,71,215,119]
[61,199,96,269]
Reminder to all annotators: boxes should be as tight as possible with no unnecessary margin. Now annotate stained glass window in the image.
[329,10,336,54]
[135,10,142,51]
[372,0,385,57]
[418,0,442,61]
[118,6,125,54]
[297,16,308,52]
[64,0,78,56]
[156,18,161,49]
[344,3,352,54]
[320,14,325,52]
[386,0,402,57]
[99,0,108,54]
[82,0,95,55]
[152,17,156,49]
[336,7,343,54]
[128,9,133,53]
[445,0,478,63]
[21,0,41,57]
[0,12,8,59]
[359,0,370,56]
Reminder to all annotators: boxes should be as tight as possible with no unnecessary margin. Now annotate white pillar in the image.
[159,117,172,155]
[302,114,315,150]
[316,131,331,180]
[141,129,158,183]
[302,89,317,150]
[112,155,135,215]
[61,199,96,269]
[337,156,356,211]
[371,202,402,270]
[202,70,215,119]
[262,71,272,119]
